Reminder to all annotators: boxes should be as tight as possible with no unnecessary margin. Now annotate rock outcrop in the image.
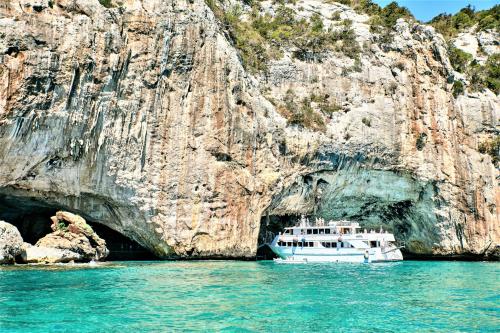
[0,221,24,264]
[21,242,82,264]
[0,0,498,259]
[35,211,108,261]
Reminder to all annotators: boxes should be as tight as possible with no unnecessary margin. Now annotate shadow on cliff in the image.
[0,193,158,261]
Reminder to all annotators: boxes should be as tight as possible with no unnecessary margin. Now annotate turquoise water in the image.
[0,261,498,332]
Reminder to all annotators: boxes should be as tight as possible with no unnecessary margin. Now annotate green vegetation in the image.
[274,90,343,132]
[429,5,498,96]
[57,222,68,232]
[448,44,473,73]
[337,1,415,33]
[371,1,414,28]
[468,54,500,94]
[449,51,499,96]
[309,93,342,116]
[452,80,464,98]
[207,1,361,72]
[361,117,371,127]
[333,1,415,45]
[478,136,500,164]
[442,14,498,96]
[98,0,113,8]
[429,5,499,40]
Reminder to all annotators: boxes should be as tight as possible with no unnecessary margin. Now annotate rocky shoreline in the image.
[0,211,108,265]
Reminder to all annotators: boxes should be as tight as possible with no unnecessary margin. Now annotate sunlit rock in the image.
[0,221,23,264]
[0,0,497,259]
[35,211,109,261]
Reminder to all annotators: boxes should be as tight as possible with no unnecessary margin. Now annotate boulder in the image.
[36,211,109,261]
[21,243,82,264]
[0,221,24,264]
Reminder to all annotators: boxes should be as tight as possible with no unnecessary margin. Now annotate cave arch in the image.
[0,193,158,261]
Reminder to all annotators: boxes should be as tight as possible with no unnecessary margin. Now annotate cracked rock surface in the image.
[0,0,498,259]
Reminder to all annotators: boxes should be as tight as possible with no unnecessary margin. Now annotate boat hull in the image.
[270,245,403,263]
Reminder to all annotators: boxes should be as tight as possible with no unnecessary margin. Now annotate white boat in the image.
[269,216,403,263]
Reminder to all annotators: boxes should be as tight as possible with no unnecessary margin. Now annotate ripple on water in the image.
[0,261,499,332]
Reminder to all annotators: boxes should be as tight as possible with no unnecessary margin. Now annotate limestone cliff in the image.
[0,0,498,259]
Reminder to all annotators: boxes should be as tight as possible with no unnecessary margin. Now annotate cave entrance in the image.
[88,223,159,261]
[0,193,158,261]
[257,213,301,260]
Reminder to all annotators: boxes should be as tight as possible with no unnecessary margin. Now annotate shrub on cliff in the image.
[331,20,361,59]
[276,90,327,132]
[207,1,361,72]
[448,44,473,73]
[98,0,113,8]
[478,136,500,164]
[430,5,499,40]
[468,54,500,94]
[289,98,326,132]
[310,93,342,116]
[351,0,414,32]
[452,80,465,98]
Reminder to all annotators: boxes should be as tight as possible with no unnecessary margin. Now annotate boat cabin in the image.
[281,223,360,236]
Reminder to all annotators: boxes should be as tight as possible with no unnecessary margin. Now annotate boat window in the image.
[313,229,318,235]
[332,242,337,248]
[319,229,324,234]
[307,229,312,235]
[309,242,314,247]
[325,229,331,234]
[370,241,377,248]
[284,230,290,235]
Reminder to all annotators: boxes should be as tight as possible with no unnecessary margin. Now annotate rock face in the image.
[21,243,82,264]
[0,221,24,264]
[0,0,498,259]
[35,211,108,261]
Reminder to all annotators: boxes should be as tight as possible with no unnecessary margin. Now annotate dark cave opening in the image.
[257,214,301,260]
[89,223,159,261]
[0,194,158,261]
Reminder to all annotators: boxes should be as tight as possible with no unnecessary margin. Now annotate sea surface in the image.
[0,261,498,332]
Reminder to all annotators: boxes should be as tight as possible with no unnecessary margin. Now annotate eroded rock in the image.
[35,211,109,261]
[21,242,82,264]
[0,0,497,259]
[0,221,24,264]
